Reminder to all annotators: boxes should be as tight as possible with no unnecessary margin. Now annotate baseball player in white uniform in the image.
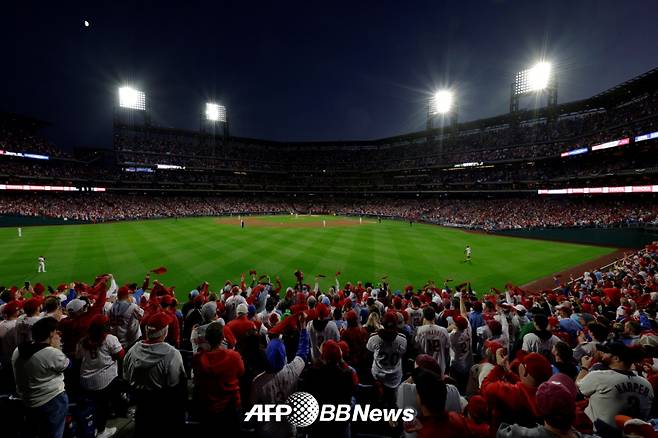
[37,256,46,273]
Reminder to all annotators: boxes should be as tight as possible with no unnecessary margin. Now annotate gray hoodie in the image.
[123,341,185,391]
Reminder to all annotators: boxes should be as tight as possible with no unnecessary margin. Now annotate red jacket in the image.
[481,365,540,435]
[340,326,369,369]
[192,348,245,412]
[226,316,256,342]
[60,285,107,357]
[413,413,474,438]
[165,308,181,348]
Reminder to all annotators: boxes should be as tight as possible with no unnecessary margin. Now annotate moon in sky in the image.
[84,20,90,27]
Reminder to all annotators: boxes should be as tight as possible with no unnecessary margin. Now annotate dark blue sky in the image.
[3,0,658,148]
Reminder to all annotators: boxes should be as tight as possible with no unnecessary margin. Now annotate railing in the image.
[557,247,650,291]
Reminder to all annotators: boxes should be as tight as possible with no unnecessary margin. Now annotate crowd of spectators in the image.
[2,242,658,438]
[1,193,657,230]
[0,116,71,159]
[112,90,658,173]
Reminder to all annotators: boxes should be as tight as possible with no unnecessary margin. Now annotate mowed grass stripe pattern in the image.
[0,215,615,299]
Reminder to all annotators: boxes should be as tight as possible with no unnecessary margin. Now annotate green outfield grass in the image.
[0,215,616,299]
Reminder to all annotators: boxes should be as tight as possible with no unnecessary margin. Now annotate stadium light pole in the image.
[510,61,557,113]
[427,89,457,130]
[114,85,148,129]
[201,102,229,142]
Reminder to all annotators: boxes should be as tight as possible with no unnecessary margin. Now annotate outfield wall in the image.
[493,226,658,248]
[0,215,88,227]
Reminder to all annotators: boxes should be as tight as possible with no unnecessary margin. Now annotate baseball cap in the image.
[236,303,248,315]
[615,416,655,438]
[2,300,22,316]
[320,340,342,364]
[316,303,330,320]
[596,341,643,364]
[536,374,578,424]
[146,312,170,339]
[454,315,468,330]
[66,298,86,314]
[22,298,41,315]
[344,310,358,324]
[514,304,527,313]
[117,286,131,299]
[521,352,553,384]
[555,301,572,311]
[382,311,398,330]
[201,301,218,322]
[415,354,442,376]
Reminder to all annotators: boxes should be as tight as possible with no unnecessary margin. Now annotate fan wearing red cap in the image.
[225,302,257,346]
[158,295,181,348]
[498,374,582,438]
[299,339,355,437]
[449,306,473,391]
[15,298,42,346]
[192,321,245,436]
[339,310,369,377]
[109,285,145,350]
[307,303,340,363]
[482,350,553,432]
[59,276,109,357]
[0,301,22,374]
[123,311,187,436]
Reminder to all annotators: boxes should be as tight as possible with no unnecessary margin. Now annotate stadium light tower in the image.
[205,103,227,122]
[427,89,457,129]
[510,61,557,113]
[201,101,229,140]
[118,86,146,110]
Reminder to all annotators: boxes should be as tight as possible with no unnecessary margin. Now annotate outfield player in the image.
[463,245,472,263]
[37,256,46,273]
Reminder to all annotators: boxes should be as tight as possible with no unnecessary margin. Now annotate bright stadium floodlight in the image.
[514,61,553,95]
[118,86,146,110]
[205,103,227,122]
[527,62,551,91]
[430,90,454,115]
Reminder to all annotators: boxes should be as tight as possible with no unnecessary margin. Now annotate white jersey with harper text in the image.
[415,324,450,376]
[366,332,407,388]
[577,369,654,429]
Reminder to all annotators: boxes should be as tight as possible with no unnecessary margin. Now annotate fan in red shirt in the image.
[339,310,370,380]
[225,303,257,344]
[192,321,245,436]
[60,275,109,357]
[481,349,553,434]
[405,368,480,438]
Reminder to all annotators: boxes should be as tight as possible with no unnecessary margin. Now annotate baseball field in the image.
[0,215,618,298]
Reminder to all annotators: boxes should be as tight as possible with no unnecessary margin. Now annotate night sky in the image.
[3,0,658,149]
